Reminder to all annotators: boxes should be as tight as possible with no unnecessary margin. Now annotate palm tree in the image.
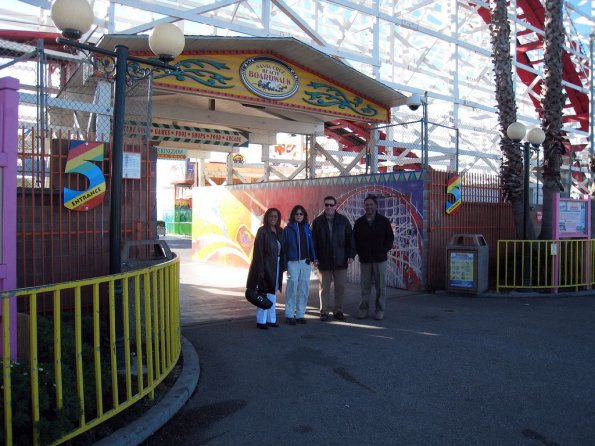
[489,0,526,238]
[539,0,565,240]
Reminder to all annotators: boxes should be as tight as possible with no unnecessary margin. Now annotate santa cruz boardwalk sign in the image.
[239,56,299,100]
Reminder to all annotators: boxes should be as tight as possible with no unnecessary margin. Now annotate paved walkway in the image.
[128,236,595,445]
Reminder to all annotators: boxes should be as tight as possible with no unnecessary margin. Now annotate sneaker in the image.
[320,313,330,322]
[285,317,297,325]
[357,308,368,319]
[374,310,384,321]
[296,318,307,325]
[334,311,346,321]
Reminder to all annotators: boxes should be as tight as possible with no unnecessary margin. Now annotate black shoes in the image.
[256,323,268,330]
[267,322,279,328]
[296,318,307,325]
[334,311,346,321]
[285,317,297,325]
[320,313,330,321]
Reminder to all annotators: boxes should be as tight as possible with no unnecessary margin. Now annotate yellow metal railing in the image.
[497,239,594,292]
[1,256,180,445]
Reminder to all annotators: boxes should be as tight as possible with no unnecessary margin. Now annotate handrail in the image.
[1,255,180,445]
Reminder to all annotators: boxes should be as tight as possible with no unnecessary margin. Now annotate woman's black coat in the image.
[246,225,286,294]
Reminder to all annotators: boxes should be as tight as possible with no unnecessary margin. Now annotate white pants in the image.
[256,292,277,324]
[285,259,312,319]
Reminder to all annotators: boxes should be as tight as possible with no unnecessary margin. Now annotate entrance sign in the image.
[63,140,106,211]
[445,175,462,215]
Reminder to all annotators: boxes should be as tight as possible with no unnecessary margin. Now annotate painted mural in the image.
[192,172,424,290]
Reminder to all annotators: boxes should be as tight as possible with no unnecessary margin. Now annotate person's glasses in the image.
[294,212,304,216]
[324,203,335,207]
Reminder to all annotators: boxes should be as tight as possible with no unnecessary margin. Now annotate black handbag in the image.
[245,286,273,309]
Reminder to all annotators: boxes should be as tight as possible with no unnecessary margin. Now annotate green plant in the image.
[0,313,113,445]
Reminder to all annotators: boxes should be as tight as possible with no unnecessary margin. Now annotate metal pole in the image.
[110,45,127,368]
[109,44,127,276]
[590,33,594,192]
[455,128,460,173]
[422,91,428,168]
[523,141,530,240]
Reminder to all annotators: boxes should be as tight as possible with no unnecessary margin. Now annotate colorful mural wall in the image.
[192,172,424,290]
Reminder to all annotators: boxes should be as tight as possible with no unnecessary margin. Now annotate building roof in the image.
[97,35,406,110]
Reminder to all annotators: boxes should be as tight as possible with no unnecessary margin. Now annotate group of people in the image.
[246,195,395,330]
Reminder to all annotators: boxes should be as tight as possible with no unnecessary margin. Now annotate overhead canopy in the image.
[95,35,407,149]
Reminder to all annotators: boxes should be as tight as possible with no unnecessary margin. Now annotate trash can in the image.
[445,234,489,294]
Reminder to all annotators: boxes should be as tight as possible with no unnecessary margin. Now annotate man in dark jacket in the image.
[353,195,394,320]
[311,196,356,321]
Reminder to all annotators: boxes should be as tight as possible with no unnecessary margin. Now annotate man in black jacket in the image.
[311,196,356,321]
[353,195,394,320]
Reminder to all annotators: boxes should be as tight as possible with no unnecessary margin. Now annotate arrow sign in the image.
[125,122,249,148]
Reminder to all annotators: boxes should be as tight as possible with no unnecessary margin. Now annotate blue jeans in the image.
[285,259,312,319]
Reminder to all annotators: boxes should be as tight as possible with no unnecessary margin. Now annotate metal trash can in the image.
[445,234,489,294]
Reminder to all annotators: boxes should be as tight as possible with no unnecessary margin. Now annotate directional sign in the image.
[125,122,249,148]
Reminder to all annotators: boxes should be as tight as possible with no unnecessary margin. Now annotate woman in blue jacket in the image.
[282,205,317,325]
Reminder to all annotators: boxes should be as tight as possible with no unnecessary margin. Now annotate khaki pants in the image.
[318,268,347,315]
[359,260,388,313]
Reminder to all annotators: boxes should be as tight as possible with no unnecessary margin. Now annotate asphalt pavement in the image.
[139,236,595,446]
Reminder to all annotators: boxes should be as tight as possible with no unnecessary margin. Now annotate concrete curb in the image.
[94,336,200,446]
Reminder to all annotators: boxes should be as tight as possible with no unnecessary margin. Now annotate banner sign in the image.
[63,140,106,211]
[125,122,249,147]
[445,175,462,215]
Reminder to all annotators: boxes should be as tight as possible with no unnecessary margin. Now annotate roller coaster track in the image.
[475,0,590,192]
[326,1,591,187]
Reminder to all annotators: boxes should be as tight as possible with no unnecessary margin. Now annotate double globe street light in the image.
[51,0,186,365]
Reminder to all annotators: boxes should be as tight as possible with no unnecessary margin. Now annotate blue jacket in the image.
[282,222,316,262]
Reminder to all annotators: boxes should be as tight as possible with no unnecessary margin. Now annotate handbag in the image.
[245,285,273,309]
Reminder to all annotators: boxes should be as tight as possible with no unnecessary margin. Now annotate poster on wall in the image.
[558,199,588,236]
[192,172,425,290]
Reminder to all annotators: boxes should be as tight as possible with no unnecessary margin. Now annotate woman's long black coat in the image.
[246,225,286,294]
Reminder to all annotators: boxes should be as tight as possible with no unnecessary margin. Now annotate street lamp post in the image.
[51,0,185,364]
[507,122,545,290]
[506,122,546,240]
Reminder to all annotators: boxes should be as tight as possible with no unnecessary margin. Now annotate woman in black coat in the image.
[246,208,285,330]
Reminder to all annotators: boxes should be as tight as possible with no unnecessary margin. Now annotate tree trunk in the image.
[539,0,566,239]
[489,0,526,239]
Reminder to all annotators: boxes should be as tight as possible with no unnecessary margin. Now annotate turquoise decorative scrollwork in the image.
[150,58,234,89]
[302,82,378,117]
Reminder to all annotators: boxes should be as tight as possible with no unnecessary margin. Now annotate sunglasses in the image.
[324,203,336,207]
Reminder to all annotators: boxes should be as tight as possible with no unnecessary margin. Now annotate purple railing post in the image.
[0,76,19,360]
